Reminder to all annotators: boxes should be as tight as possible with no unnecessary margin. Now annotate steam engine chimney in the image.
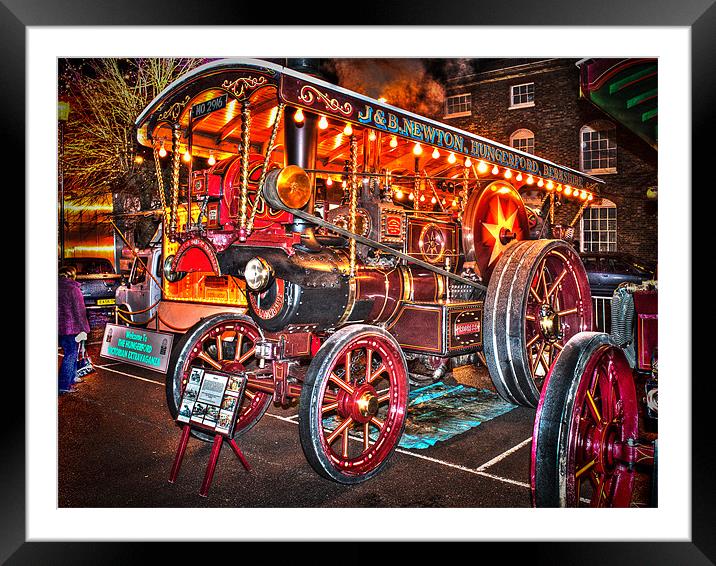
[283,58,325,228]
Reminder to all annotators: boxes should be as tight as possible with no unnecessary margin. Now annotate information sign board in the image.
[176,368,246,437]
[100,324,174,373]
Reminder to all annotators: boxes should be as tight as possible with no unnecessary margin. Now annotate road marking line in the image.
[264,411,530,490]
[475,471,531,489]
[393,448,530,489]
[264,412,300,425]
[94,364,165,386]
[476,437,533,471]
[84,360,531,489]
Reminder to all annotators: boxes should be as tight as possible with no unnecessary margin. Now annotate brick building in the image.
[439,58,658,267]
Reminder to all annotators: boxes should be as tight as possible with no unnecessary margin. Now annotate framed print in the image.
[13,0,709,562]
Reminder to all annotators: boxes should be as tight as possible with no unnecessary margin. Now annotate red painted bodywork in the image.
[633,289,658,371]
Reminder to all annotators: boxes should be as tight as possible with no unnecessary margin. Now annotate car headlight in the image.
[244,257,273,292]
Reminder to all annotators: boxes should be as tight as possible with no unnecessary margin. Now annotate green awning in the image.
[578,59,657,150]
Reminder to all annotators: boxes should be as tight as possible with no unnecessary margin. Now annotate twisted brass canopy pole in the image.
[169,123,181,241]
[153,147,169,228]
[569,199,590,228]
[349,134,358,278]
[247,103,285,235]
[238,101,252,241]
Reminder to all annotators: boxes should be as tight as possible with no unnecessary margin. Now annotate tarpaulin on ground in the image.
[322,382,516,451]
[398,382,516,449]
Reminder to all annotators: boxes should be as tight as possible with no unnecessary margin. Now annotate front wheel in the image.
[166,313,273,441]
[531,331,639,507]
[299,325,409,484]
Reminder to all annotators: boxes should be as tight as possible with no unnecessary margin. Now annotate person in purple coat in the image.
[58,265,90,394]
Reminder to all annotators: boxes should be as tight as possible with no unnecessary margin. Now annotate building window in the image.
[444,94,471,117]
[580,122,617,174]
[580,199,617,252]
[509,83,535,108]
[510,128,535,154]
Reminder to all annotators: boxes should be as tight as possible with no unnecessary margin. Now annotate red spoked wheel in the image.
[299,325,409,484]
[531,332,639,507]
[484,239,592,406]
[166,313,272,441]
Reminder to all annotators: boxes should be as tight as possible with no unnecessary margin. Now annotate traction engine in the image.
[135,58,603,483]
[531,280,658,507]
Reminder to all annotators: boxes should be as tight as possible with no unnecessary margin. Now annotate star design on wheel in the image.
[482,197,519,266]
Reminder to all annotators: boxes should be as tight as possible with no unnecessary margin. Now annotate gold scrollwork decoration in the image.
[299,85,353,116]
[157,95,191,123]
[221,75,268,99]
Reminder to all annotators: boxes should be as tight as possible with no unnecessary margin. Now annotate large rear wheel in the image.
[531,331,639,507]
[299,325,409,484]
[484,239,592,406]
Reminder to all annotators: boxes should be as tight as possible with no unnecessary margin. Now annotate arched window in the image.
[510,128,535,154]
[580,121,617,174]
[580,198,617,252]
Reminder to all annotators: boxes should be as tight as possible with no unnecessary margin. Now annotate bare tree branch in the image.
[60,58,203,207]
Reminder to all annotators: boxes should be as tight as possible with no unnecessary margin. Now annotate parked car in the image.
[60,257,122,309]
[579,252,655,297]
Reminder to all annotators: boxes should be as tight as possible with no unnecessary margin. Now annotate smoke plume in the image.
[326,59,447,117]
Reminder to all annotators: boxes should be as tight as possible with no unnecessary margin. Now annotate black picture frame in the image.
[11,0,708,562]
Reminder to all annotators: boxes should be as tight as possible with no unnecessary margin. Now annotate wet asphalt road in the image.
[59,312,541,508]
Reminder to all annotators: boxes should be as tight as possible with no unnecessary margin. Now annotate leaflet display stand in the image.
[168,368,251,497]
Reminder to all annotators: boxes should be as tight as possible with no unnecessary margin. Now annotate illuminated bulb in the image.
[408,192,414,201]
[477,160,488,174]
[560,185,567,193]
[492,165,499,175]
[413,143,423,156]
[342,180,347,189]
[432,148,440,159]
[294,108,304,123]
[390,136,398,148]
[564,186,572,196]
[207,152,216,166]
[516,172,523,182]
[158,143,167,158]
[431,196,437,204]
[343,123,353,136]
[419,194,426,203]
[182,149,191,163]
[368,130,376,141]
[504,169,513,179]
[537,178,544,187]
[326,177,333,187]
[395,189,403,199]
[588,194,593,201]
[318,115,328,129]
[441,198,446,206]
[448,152,456,164]
[378,97,387,103]
[452,199,458,207]
[526,175,534,185]
[134,155,144,165]
[546,180,554,190]
[580,191,588,200]
[464,157,472,168]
